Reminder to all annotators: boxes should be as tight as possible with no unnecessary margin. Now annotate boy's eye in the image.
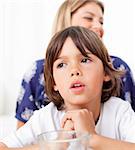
[81,58,91,63]
[57,63,66,68]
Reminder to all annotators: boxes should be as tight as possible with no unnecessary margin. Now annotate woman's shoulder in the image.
[35,59,45,66]
[34,59,45,72]
[23,59,45,80]
[110,55,131,71]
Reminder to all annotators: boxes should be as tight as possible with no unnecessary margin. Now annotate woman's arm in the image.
[15,59,47,129]
[111,56,135,111]
[16,121,25,129]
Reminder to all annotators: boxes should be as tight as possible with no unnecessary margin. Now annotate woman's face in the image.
[71,2,104,38]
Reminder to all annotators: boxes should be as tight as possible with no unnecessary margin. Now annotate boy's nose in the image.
[71,70,81,77]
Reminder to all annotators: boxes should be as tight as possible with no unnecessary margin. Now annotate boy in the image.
[0,26,135,149]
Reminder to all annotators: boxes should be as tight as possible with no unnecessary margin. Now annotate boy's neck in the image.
[65,101,101,124]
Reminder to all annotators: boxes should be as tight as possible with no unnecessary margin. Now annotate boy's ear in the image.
[104,74,110,82]
[54,85,58,91]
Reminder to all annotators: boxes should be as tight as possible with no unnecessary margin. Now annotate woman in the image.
[15,0,135,128]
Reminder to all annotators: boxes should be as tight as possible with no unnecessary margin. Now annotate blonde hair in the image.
[52,0,104,35]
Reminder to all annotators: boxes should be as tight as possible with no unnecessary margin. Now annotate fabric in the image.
[15,56,135,123]
[2,97,135,147]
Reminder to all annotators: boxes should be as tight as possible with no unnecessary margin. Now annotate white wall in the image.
[103,0,135,75]
[0,0,63,115]
[0,0,134,115]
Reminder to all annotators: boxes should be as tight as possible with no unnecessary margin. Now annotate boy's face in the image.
[53,37,109,110]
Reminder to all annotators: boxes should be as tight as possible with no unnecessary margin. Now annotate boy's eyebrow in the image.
[55,56,68,62]
[85,52,92,55]
[56,56,68,60]
[56,52,92,60]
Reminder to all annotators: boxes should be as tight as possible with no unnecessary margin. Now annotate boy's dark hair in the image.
[44,26,123,110]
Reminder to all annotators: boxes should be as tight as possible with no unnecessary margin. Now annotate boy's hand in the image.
[61,109,96,134]
[61,119,74,131]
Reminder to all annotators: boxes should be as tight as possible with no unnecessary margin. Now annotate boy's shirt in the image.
[2,97,135,147]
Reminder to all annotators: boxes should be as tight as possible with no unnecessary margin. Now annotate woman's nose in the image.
[91,27,103,38]
[90,21,104,38]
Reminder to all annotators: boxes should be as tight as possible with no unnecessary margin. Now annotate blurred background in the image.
[0,0,135,116]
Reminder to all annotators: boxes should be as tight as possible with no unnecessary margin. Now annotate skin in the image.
[17,2,105,129]
[71,2,104,38]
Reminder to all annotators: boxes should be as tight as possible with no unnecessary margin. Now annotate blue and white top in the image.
[15,56,135,123]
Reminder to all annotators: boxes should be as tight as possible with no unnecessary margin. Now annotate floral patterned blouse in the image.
[15,56,135,123]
